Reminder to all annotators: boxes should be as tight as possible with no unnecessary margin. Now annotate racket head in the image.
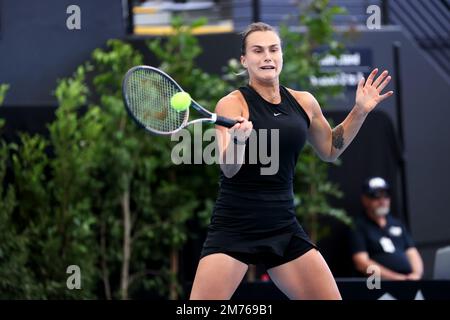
[122,66,189,135]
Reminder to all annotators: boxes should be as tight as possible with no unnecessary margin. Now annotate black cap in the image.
[362,176,390,197]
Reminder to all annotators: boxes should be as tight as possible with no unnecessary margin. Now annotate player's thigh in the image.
[267,249,341,300]
[190,253,248,300]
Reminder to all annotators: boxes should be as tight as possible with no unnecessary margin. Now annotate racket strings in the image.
[126,68,187,133]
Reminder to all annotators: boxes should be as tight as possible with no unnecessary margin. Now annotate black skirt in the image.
[200,189,317,269]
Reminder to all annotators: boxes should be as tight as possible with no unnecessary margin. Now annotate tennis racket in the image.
[122,65,238,135]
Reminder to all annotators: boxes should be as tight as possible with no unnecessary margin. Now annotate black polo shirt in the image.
[350,214,415,275]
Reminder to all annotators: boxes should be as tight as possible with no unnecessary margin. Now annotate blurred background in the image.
[0,0,449,299]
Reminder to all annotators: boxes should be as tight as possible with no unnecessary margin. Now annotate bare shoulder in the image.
[215,90,247,117]
[285,88,321,120]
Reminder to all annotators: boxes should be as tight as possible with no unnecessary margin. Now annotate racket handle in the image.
[215,115,239,128]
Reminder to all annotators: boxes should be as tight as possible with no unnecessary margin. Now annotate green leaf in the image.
[0,84,9,105]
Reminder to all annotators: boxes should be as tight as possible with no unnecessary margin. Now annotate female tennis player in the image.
[190,22,393,300]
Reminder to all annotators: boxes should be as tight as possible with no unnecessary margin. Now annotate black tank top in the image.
[219,85,310,200]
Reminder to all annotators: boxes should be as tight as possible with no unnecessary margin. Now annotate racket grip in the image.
[215,116,239,128]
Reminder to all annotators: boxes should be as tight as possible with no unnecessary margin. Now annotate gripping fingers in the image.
[229,117,252,141]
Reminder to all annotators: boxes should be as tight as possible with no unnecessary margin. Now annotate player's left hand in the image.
[355,68,394,114]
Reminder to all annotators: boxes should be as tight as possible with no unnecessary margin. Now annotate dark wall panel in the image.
[0,0,125,106]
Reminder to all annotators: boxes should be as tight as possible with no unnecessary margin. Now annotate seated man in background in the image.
[350,177,424,280]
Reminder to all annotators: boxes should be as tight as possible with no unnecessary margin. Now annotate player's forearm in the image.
[329,106,368,161]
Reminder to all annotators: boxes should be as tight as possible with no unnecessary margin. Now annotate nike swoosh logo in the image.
[274,113,282,116]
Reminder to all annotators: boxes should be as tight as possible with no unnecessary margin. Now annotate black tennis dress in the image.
[200,84,317,269]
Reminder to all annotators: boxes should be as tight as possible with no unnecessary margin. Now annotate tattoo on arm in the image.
[332,125,344,150]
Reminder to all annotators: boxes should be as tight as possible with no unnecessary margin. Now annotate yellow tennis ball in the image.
[170,92,191,111]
